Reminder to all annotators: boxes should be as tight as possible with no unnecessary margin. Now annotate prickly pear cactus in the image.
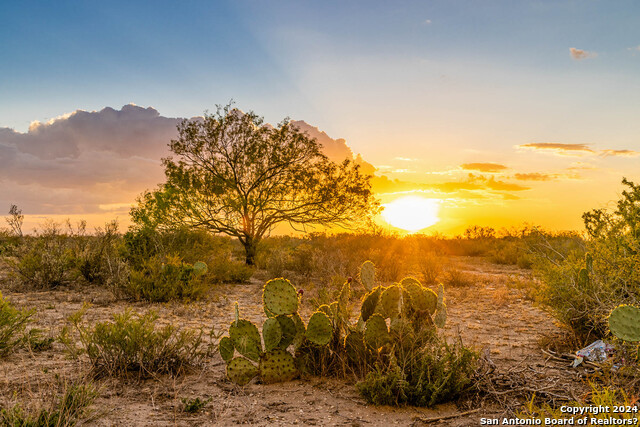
[360,261,376,291]
[276,315,297,349]
[577,268,589,287]
[263,278,299,315]
[403,280,437,315]
[364,314,390,349]
[305,311,333,346]
[227,357,258,386]
[609,305,640,342]
[262,317,282,351]
[291,313,306,350]
[193,261,208,276]
[380,285,402,318]
[361,287,382,322]
[259,349,298,384]
[219,336,234,362]
[434,283,447,328]
[229,319,262,362]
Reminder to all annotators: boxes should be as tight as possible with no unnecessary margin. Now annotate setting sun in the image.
[382,196,441,232]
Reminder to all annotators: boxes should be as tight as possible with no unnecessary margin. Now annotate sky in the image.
[1,0,640,235]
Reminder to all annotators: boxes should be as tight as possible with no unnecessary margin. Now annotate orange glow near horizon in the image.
[382,196,441,232]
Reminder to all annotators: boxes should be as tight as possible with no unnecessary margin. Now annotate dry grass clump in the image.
[0,379,98,426]
[61,307,211,378]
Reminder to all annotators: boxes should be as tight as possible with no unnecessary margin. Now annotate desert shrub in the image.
[8,221,80,289]
[182,396,211,413]
[0,380,97,426]
[0,292,34,357]
[534,178,640,340]
[124,254,208,302]
[442,265,475,287]
[356,337,478,407]
[75,220,127,287]
[65,308,207,377]
[207,255,254,283]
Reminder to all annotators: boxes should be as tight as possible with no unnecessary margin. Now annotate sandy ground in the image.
[0,257,584,426]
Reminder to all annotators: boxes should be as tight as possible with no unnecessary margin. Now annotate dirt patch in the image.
[0,257,587,426]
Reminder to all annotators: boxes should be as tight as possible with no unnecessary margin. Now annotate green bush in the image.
[0,381,97,426]
[356,337,478,407]
[125,254,209,302]
[8,221,79,289]
[65,308,207,377]
[534,178,640,341]
[0,292,34,357]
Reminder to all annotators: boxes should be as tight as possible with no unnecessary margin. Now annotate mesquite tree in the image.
[131,105,379,265]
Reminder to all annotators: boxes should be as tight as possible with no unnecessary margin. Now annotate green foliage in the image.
[130,104,379,265]
[66,308,207,377]
[125,254,209,302]
[8,221,79,289]
[0,292,34,357]
[356,337,478,407]
[0,381,97,427]
[181,396,211,414]
[608,305,640,342]
[534,178,640,340]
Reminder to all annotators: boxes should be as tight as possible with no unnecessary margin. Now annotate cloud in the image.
[517,142,594,155]
[570,47,597,60]
[460,162,508,173]
[600,149,640,158]
[517,143,639,158]
[0,105,366,216]
[371,173,529,200]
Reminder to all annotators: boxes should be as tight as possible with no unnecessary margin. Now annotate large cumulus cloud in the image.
[0,105,370,217]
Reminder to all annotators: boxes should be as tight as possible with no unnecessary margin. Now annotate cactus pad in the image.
[291,313,306,350]
[361,287,381,322]
[609,305,640,342]
[344,330,367,363]
[364,314,390,349]
[338,281,351,317]
[400,277,422,288]
[360,261,376,291]
[380,285,402,318]
[318,304,332,317]
[259,349,298,384]
[305,311,333,346]
[437,283,445,305]
[276,315,297,349]
[229,319,262,362]
[219,336,234,363]
[577,268,589,287]
[434,302,447,329]
[226,357,258,386]
[193,261,208,276]
[404,282,437,315]
[263,278,299,315]
[262,317,282,351]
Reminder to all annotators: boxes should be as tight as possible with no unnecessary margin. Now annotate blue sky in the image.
[1,1,640,232]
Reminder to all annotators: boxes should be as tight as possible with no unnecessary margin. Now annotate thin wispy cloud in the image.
[570,47,597,60]
[517,143,638,158]
[513,172,580,181]
[460,162,508,173]
[600,149,640,158]
[517,143,594,156]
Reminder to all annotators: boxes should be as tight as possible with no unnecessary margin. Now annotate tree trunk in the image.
[243,239,257,266]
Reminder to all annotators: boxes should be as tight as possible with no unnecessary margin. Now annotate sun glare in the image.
[382,196,440,232]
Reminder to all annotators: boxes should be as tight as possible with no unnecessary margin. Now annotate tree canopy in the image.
[131,105,379,264]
